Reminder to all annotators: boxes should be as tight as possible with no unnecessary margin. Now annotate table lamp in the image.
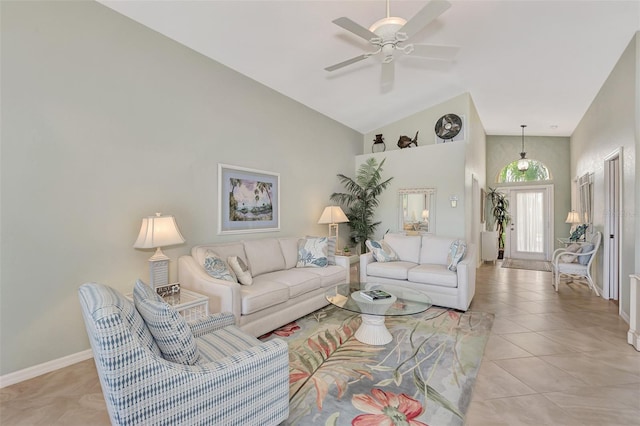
[565,210,582,235]
[133,212,185,288]
[318,206,349,251]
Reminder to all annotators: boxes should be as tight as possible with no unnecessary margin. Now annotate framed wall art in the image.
[218,164,280,235]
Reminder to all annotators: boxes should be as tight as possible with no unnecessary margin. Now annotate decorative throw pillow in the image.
[296,237,329,268]
[447,240,467,272]
[133,278,163,303]
[133,280,200,365]
[577,243,595,265]
[560,243,582,263]
[203,250,236,282]
[306,235,336,265]
[228,256,253,285]
[365,239,399,263]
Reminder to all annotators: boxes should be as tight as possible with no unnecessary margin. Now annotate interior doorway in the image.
[604,149,622,301]
[503,185,553,261]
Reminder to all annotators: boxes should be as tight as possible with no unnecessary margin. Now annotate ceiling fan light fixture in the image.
[368,16,407,34]
[517,124,529,172]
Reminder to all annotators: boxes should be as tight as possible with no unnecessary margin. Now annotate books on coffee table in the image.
[359,289,392,301]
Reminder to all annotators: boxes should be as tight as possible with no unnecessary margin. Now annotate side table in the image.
[336,253,360,281]
[163,288,209,322]
[128,287,209,322]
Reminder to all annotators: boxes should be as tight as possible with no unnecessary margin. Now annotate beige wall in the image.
[0,1,361,375]
[486,135,572,250]
[571,32,638,319]
[357,93,486,245]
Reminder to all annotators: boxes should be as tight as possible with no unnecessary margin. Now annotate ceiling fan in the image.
[324,0,458,82]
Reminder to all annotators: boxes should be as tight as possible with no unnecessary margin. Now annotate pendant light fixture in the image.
[517,124,529,172]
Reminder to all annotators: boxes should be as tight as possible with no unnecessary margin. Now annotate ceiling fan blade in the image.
[410,44,459,60]
[332,17,379,42]
[324,54,370,72]
[381,61,395,85]
[399,0,452,40]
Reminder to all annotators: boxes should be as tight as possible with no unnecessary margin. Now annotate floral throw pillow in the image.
[365,239,399,263]
[203,250,236,282]
[296,237,329,268]
[447,240,467,272]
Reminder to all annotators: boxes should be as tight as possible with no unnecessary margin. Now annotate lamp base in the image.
[148,248,170,288]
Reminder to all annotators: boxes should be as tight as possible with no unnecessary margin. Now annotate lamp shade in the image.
[133,213,185,249]
[317,206,349,224]
[565,211,582,224]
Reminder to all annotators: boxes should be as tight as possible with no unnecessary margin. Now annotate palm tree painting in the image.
[229,177,272,221]
[219,164,279,234]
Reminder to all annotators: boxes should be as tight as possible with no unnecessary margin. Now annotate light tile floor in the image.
[0,262,638,425]
[466,262,640,426]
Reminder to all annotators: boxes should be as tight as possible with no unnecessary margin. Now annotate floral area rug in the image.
[260,305,494,426]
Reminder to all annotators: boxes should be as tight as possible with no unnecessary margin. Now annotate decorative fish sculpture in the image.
[397,131,419,149]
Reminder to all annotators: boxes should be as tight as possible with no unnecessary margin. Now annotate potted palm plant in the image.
[485,187,511,259]
[330,158,393,254]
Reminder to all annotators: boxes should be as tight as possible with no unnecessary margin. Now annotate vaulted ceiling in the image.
[99,0,640,136]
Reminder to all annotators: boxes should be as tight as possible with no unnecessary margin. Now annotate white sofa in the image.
[178,237,349,337]
[360,233,476,311]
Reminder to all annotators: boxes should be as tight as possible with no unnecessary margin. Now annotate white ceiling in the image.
[99,0,639,136]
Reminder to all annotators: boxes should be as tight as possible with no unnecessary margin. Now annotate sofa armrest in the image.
[454,243,476,311]
[189,312,236,338]
[178,255,242,322]
[360,252,374,283]
[333,255,351,284]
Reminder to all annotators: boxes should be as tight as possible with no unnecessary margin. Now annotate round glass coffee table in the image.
[325,283,432,345]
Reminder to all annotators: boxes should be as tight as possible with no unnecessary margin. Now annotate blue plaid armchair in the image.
[78,282,289,425]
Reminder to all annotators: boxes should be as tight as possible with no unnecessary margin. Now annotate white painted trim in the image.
[0,349,93,388]
[499,184,554,261]
[603,147,623,303]
[629,274,640,351]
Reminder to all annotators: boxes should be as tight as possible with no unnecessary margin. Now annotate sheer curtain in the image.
[516,192,544,253]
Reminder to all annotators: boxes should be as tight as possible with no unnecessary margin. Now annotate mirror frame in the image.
[398,188,436,234]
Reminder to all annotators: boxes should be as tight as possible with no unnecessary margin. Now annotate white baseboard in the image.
[628,330,640,351]
[0,349,93,388]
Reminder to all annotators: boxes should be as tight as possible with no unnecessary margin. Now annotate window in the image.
[497,159,551,183]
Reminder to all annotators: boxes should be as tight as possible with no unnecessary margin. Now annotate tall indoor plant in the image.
[485,187,511,258]
[331,158,393,254]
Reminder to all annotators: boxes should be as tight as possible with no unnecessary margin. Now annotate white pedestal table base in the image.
[354,314,392,345]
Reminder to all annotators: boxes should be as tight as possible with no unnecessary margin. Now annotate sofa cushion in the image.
[383,234,421,264]
[203,250,236,282]
[196,325,261,363]
[420,235,456,265]
[367,261,417,280]
[296,237,328,268]
[305,265,346,287]
[257,269,321,298]
[366,239,399,262]
[133,281,200,365]
[279,238,300,269]
[408,264,458,288]
[228,255,253,285]
[238,279,289,315]
[244,238,286,276]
